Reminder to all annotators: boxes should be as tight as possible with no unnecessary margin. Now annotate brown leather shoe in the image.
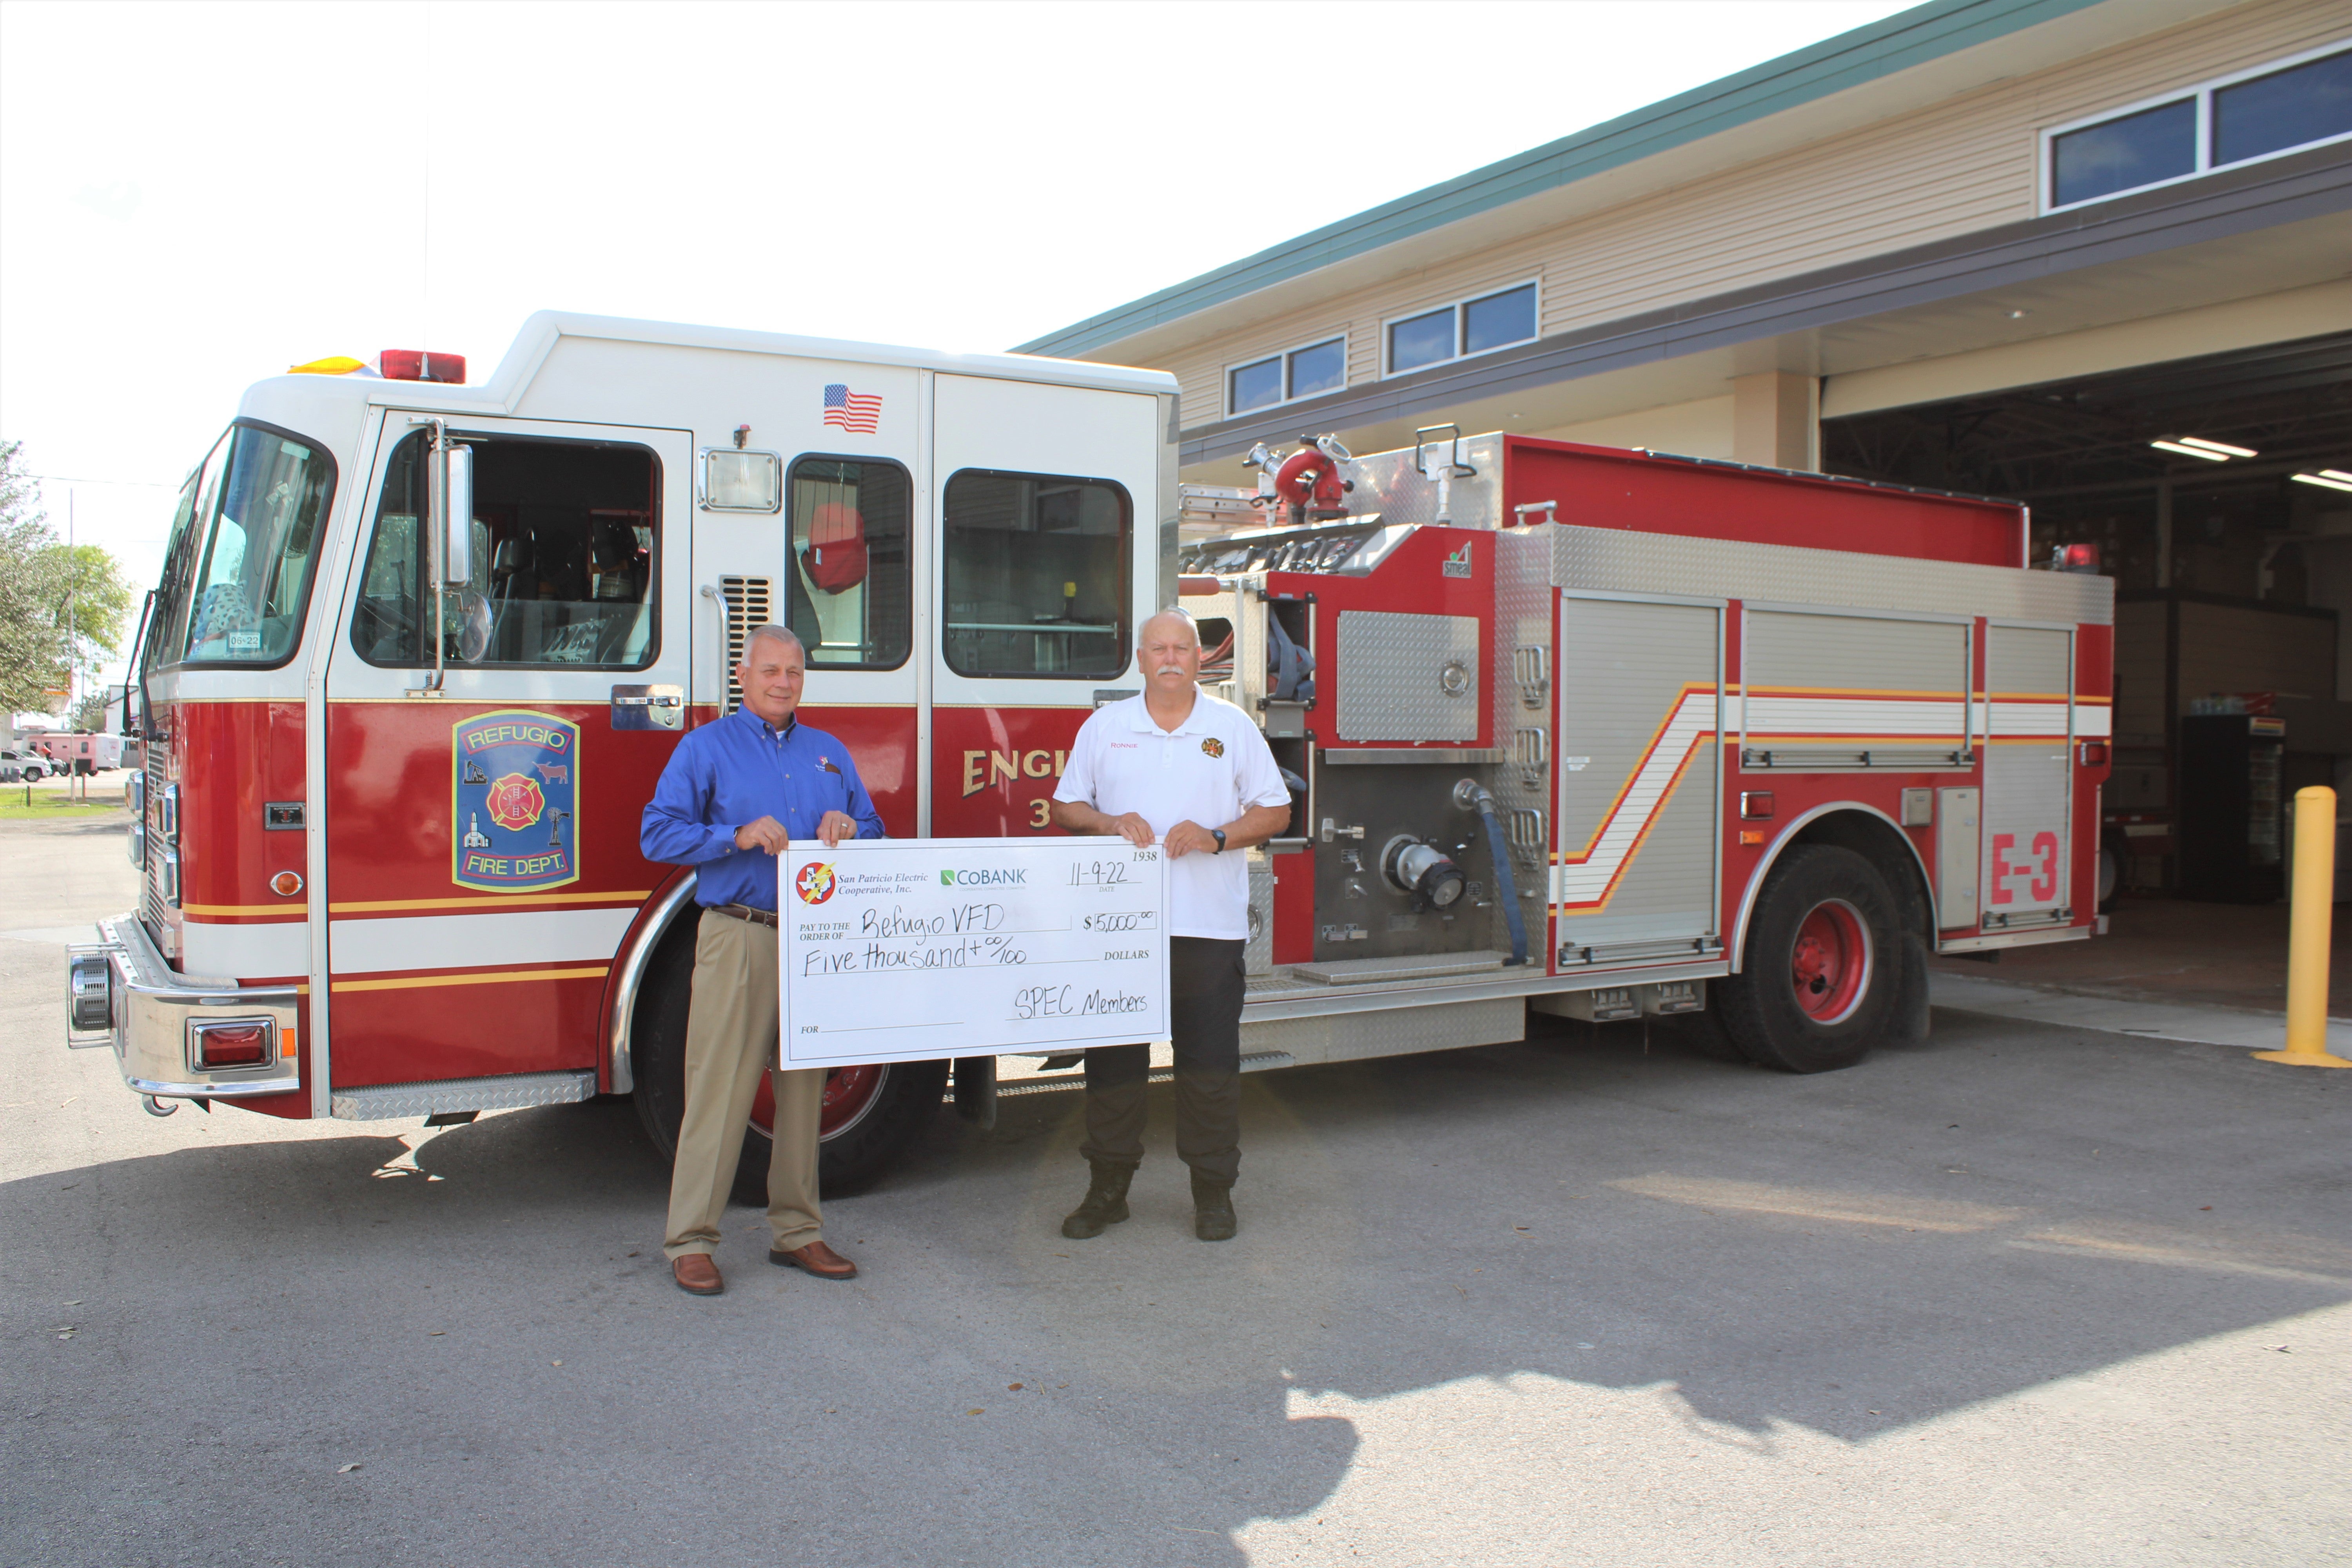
[672,1254,724,1296]
[769,1239,857,1280]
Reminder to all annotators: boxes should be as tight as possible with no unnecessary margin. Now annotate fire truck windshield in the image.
[152,423,335,668]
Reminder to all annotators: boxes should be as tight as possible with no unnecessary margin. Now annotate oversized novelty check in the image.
[777,837,1170,1069]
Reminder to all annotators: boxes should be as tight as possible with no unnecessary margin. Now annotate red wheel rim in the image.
[1789,899,1870,1024]
[749,1064,887,1142]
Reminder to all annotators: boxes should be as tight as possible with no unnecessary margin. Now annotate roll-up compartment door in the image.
[1552,596,1721,962]
[1982,625,2074,924]
[1741,611,1968,770]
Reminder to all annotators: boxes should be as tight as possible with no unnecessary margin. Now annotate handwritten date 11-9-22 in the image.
[1069,848,1155,888]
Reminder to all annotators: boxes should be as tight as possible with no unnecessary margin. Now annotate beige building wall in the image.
[1520,395,1736,457]
[1148,0,2346,428]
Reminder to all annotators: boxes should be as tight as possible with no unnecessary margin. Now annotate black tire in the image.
[1718,844,1900,1074]
[2096,831,2123,914]
[629,917,947,1205]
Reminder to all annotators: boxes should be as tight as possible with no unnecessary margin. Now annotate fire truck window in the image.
[942,469,1130,679]
[353,431,659,669]
[172,425,335,667]
[786,457,910,670]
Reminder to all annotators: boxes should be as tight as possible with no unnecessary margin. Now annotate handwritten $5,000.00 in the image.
[776,837,1171,1069]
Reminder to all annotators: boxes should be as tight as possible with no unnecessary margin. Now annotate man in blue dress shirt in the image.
[641,624,886,1297]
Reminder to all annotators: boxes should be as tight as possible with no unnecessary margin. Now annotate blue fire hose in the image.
[1472,789,1529,967]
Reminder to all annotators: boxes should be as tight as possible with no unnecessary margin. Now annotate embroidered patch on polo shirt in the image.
[1201,737,1225,758]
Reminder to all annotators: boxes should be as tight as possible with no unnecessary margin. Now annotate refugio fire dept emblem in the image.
[452,710,581,893]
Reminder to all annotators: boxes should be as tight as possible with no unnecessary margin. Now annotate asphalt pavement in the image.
[3,809,2347,1567]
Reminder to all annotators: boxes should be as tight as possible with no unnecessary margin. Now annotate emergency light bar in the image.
[285,350,467,382]
[378,350,466,383]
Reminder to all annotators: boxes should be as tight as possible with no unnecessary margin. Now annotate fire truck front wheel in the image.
[1719,845,1900,1074]
[630,928,948,1203]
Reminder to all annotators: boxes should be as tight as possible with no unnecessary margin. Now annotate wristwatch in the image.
[1210,828,1227,854]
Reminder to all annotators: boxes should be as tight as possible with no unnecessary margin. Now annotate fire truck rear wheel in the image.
[1719,844,1900,1074]
[629,925,948,1203]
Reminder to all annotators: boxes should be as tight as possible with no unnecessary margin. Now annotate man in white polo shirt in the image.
[1050,609,1292,1242]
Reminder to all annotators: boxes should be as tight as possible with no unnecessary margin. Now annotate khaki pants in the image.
[662,909,825,1259]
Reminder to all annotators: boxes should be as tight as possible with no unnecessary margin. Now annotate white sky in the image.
[0,0,1912,696]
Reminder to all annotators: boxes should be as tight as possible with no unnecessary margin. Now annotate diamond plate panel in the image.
[1341,434,1506,529]
[1335,611,1481,741]
[1245,852,1275,975]
[331,1069,596,1122]
[1488,528,1555,956]
[1549,526,2111,625]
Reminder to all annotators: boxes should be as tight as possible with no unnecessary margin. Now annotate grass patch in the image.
[0,794,123,820]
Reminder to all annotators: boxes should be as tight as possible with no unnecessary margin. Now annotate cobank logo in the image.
[794,863,838,905]
[940,867,1029,886]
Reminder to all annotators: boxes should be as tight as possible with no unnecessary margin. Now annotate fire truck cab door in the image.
[1551,595,1724,962]
[927,374,1161,836]
[321,412,693,1091]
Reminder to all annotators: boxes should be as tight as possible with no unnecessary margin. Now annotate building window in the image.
[2045,41,2352,211]
[1288,338,1345,399]
[942,469,1131,679]
[1385,282,1539,376]
[1227,336,1346,416]
[2214,48,2352,165]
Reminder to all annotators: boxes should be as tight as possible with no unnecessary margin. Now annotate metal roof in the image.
[1014,0,2108,359]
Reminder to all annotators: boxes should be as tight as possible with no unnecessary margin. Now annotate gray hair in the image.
[1137,607,1200,646]
[739,624,805,662]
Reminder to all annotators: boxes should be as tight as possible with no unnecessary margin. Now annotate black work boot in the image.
[1191,1172,1238,1242]
[1061,1161,1135,1240]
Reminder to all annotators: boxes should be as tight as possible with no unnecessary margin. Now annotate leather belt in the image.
[710,902,780,929]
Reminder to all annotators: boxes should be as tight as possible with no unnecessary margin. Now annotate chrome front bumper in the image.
[65,915,302,1102]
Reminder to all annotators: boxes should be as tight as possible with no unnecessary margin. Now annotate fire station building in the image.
[1023,0,2349,910]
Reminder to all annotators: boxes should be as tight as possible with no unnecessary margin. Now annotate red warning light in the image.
[377,350,466,383]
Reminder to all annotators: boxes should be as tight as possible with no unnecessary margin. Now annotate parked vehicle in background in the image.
[0,749,52,783]
[33,733,126,774]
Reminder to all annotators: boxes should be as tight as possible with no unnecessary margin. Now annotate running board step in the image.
[1287,950,1508,986]
[330,1069,596,1122]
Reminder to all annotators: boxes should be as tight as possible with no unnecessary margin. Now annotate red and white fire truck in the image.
[67,312,2111,1193]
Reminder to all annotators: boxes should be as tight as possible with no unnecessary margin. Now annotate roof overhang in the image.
[1173,140,2351,474]
[1018,0,2245,365]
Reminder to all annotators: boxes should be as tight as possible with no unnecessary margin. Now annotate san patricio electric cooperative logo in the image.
[794,863,838,905]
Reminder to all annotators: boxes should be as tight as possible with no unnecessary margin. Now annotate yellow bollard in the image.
[2254,785,2352,1067]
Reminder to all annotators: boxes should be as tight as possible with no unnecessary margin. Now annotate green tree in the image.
[45,540,135,669]
[0,442,136,716]
[0,440,68,714]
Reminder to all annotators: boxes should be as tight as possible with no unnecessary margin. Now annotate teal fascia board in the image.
[1016,0,2108,358]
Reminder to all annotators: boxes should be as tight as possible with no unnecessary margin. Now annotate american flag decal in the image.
[822,383,882,434]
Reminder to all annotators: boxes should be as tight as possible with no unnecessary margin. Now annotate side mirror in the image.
[432,440,475,587]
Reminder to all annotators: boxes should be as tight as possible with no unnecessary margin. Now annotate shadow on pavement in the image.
[5,1007,2347,1566]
